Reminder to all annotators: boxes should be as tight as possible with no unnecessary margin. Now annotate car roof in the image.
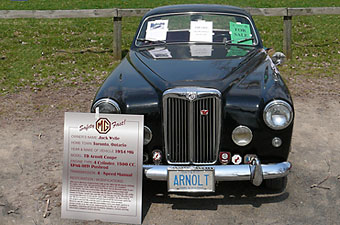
[143,4,251,18]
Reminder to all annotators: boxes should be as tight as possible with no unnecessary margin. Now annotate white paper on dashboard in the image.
[190,45,213,57]
[145,20,168,41]
[149,48,172,59]
[189,20,213,42]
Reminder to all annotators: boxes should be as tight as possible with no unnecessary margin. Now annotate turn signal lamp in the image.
[272,137,282,148]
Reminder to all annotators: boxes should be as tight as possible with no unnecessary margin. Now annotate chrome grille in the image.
[163,87,221,164]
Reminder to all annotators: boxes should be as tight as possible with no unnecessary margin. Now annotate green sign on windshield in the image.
[229,22,252,45]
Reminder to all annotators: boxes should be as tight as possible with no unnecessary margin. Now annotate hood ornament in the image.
[186,92,197,101]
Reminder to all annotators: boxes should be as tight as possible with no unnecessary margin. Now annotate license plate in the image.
[168,167,215,192]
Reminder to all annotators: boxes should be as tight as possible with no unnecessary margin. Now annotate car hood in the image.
[94,43,292,121]
[131,44,266,92]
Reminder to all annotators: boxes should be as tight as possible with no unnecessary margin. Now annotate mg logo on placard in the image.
[96,118,111,134]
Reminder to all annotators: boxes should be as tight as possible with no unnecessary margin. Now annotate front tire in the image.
[264,176,287,191]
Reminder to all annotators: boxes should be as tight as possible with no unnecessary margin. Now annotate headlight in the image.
[91,98,121,114]
[232,125,253,146]
[263,100,293,130]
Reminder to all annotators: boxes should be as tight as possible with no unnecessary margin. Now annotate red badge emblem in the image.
[200,109,209,116]
[232,154,242,165]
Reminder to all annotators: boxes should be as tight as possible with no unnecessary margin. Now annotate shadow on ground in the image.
[142,180,289,221]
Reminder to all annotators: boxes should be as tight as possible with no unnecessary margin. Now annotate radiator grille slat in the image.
[192,98,218,163]
[164,89,221,164]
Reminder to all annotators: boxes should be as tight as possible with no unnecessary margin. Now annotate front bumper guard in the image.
[143,161,291,186]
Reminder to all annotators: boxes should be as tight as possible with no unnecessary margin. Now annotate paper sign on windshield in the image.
[62,112,143,224]
[229,22,252,45]
[190,20,213,42]
[145,20,168,41]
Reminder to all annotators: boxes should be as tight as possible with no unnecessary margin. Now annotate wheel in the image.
[264,176,287,191]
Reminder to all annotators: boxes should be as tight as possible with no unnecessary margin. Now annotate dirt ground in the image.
[0,76,339,225]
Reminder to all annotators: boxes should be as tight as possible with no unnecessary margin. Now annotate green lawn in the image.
[1,0,340,10]
[0,1,339,94]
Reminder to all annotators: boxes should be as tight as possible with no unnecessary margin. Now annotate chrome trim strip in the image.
[163,87,222,99]
[143,162,291,181]
[135,12,259,47]
[188,97,194,162]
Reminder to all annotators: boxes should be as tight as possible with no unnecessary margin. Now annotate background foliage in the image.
[0,1,339,94]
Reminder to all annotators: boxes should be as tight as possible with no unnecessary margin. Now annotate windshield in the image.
[135,13,258,47]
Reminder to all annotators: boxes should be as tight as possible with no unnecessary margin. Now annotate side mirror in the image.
[271,52,286,66]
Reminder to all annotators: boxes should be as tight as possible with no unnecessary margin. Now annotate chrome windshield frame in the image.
[134,12,259,47]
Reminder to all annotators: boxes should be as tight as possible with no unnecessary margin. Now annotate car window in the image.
[136,13,257,46]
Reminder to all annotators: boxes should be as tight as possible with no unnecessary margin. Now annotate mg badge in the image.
[200,109,209,116]
[96,118,111,134]
[186,92,197,101]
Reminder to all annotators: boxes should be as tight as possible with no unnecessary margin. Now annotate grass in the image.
[0,1,339,95]
[1,0,340,10]
[0,18,120,93]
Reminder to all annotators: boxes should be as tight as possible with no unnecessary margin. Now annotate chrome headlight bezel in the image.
[263,100,293,130]
[91,98,121,114]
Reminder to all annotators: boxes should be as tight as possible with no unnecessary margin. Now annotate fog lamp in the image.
[232,125,253,146]
[272,137,282,148]
[144,126,152,145]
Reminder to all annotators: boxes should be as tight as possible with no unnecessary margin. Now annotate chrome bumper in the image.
[143,161,291,186]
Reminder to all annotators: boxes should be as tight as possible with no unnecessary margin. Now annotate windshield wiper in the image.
[136,38,166,45]
[225,37,255,45]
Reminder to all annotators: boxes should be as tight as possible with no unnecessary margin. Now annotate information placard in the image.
[62,112,143,224]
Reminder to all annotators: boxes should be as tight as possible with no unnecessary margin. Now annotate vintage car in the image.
[91,4,294,192]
